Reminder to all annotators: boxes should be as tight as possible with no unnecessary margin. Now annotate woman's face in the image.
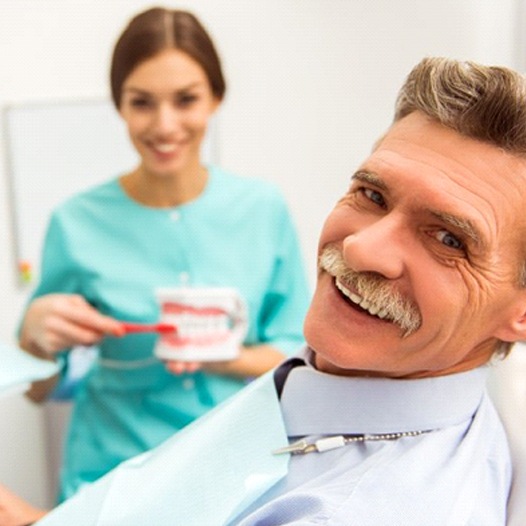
[119,48,220,178]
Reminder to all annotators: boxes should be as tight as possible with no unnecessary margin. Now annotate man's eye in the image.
[436,229,465,250]
[362,187,386,208]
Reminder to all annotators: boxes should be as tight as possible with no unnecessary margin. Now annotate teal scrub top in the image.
[29,166,310,500]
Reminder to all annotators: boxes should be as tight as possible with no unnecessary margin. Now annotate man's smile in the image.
[319,245,422,336]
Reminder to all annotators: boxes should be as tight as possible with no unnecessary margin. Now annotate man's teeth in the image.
[155,143,176,153]
[335,279,388,319]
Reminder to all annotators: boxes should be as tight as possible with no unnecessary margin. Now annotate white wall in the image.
[0,0,521,508]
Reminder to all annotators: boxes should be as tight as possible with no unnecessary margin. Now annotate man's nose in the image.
[342,216,406,280]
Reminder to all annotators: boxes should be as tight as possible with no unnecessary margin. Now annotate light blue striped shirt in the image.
[232,351,512,525]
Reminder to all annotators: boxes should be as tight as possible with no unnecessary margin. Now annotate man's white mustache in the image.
[319,245,422,337]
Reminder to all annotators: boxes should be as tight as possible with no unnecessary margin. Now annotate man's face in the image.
[304,111,526,378]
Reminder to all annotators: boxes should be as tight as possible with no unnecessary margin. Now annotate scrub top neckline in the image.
[114,164,217,213]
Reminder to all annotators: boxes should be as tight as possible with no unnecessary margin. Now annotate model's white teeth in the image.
[155,143,177,153]
[336,279,387,320]
[164,313,229,337]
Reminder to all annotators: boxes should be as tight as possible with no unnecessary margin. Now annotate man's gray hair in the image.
[395,57,526,155]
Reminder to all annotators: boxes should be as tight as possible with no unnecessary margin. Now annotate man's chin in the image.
[312,351,387,377]
[312,352,353,375]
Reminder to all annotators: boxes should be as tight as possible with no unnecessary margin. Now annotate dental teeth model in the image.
[154,297,247,362]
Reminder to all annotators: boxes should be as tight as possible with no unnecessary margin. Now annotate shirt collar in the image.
[278,348,488,436]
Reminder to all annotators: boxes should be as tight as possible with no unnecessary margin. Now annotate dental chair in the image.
[488,342,526,526]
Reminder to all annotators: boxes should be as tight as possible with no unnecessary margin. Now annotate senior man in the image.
[15,56,526,525]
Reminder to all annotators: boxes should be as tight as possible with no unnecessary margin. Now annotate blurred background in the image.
[0,0,523,509]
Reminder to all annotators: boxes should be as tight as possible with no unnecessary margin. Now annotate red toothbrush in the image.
[118,322,177,335]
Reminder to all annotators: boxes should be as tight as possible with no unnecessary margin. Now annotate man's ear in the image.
[494,295,526,343]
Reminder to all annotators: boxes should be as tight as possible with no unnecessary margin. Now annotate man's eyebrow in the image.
[352,170,388,191]
[429,210,481,245]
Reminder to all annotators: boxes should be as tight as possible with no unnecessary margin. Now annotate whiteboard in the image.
[3,99,217,286]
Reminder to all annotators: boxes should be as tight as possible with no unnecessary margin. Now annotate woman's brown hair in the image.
[110,7,226,108]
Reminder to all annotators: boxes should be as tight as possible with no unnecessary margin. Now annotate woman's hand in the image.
[164,345,286,378]
[19,293,123,357]
[0,483,48,526]
[165,361,202,375]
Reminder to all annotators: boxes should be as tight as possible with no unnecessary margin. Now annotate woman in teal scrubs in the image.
[18,7,309,501]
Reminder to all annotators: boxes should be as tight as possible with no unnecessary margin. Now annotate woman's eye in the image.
[362,187,386,208]
[177,94,197,107]
[435,229,465,250]
[129,98,151,109]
